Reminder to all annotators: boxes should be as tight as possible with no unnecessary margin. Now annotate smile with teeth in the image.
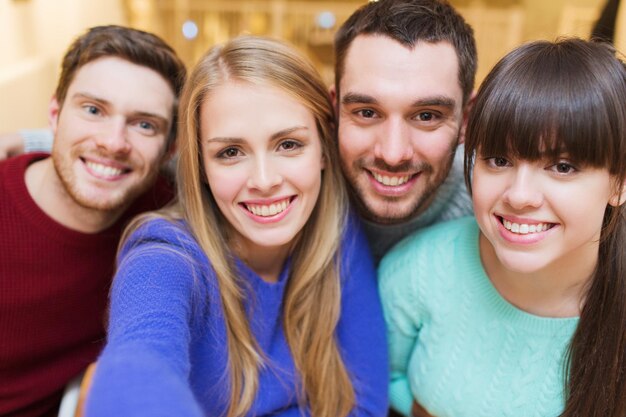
[500,217,554,234]
[85,160,127,178]
[244,198,291,217]
[372,172,411,186]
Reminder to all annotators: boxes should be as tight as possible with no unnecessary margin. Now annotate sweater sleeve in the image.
[337,215,389,417]
[85,220,205,417]
[378,239,424,417]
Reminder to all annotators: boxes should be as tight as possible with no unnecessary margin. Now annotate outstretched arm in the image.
[85,226,204,417]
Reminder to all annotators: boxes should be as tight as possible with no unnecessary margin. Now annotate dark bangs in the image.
[465,39,626,191]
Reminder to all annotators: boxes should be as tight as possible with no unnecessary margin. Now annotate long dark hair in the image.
[464,38,626,416]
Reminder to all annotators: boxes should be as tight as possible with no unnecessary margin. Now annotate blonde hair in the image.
[124,36,354,417]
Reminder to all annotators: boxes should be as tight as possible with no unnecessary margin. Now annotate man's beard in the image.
[342,146,457,225]
[52,150,157,213]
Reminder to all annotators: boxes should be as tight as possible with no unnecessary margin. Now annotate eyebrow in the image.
[342,92,456,110]
[411,96,456,109]
[207,126,310,144]
[72,92,170,124]
[342,93,378,105]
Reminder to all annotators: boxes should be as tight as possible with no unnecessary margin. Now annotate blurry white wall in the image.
[0,0,126,131]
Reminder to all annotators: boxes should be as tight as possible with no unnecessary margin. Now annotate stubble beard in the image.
[342,147,457,225]
[52,150,159,213]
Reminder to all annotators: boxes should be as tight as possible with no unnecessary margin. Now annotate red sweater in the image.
[0,154,174,417]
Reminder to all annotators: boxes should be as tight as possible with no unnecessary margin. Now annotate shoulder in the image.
[382,217,476,268]
[378,217,478,320]
[340,211,368,251]
[1,152,48,174]
[119,217,204,268]
[379,217,477,291]
[114,217,216,306]
[124,174,175,218]
[339,211,374,268]
[1,153,48,200]
[336,211,377,286]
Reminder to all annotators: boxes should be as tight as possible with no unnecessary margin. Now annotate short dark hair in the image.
[55,25,187,147]
[334,0,477,104]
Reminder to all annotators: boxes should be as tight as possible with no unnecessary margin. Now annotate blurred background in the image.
[0,0,616,131]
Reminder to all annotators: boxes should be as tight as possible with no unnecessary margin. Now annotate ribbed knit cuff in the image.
[20,129,53,153]
[390,379,414,417]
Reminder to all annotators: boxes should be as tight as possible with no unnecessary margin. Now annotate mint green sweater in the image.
[379,217,578,417]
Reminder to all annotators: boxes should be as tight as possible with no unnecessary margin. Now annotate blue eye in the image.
[84,105,100,116]
[139,121,155,130]
[137,121,157,135]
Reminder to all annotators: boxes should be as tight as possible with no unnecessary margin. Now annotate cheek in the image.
[338,125,370,158]
[134,140,167,164]
[205,168,243,204]
[421,132,457,161]
[471,175,497,214]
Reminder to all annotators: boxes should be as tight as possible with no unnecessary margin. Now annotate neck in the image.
[236,242,291,283]
[25,158,125,233]
[479,233,595,318]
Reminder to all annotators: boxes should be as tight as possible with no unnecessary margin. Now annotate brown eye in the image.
[553,162,575,174]
[417,112,433,121]
[357,109,377,118]
[218,147,241,159]
[494,157,508,167]
[278,140,301,151]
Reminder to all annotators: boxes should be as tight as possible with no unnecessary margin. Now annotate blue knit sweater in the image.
[379,217,578,417]
[85,214,388,416]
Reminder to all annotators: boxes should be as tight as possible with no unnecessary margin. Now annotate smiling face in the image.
[50,57,174,213]
[472,153,617,276]
[335,35,464,224]
[201,80,324,261]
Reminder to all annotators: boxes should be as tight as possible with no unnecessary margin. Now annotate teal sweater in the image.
[379,217,578,417]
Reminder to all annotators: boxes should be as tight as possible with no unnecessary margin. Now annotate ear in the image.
[458,91,477,145]
[329,84,338,109]
[48,96,61,134]
[163,139,177,163]
[609,179,626,207]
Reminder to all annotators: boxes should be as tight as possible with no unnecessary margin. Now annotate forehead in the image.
[66,57,175,121]
[340,35,463,107]
[200,80,318,138]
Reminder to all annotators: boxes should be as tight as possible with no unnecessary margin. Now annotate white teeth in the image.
[245,199,290,217]
[372,172,410,186]
[502,219,551,234]
[86,161,123,177]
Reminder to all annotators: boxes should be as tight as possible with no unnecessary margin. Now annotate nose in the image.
[246,156,282,192]
[95,117,131,155]
[502,164,544,210]
[374,117,414,166]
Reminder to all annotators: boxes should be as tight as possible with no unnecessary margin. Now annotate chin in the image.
[495,251,549,275]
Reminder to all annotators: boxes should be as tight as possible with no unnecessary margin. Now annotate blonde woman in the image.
[84,36,388,417]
